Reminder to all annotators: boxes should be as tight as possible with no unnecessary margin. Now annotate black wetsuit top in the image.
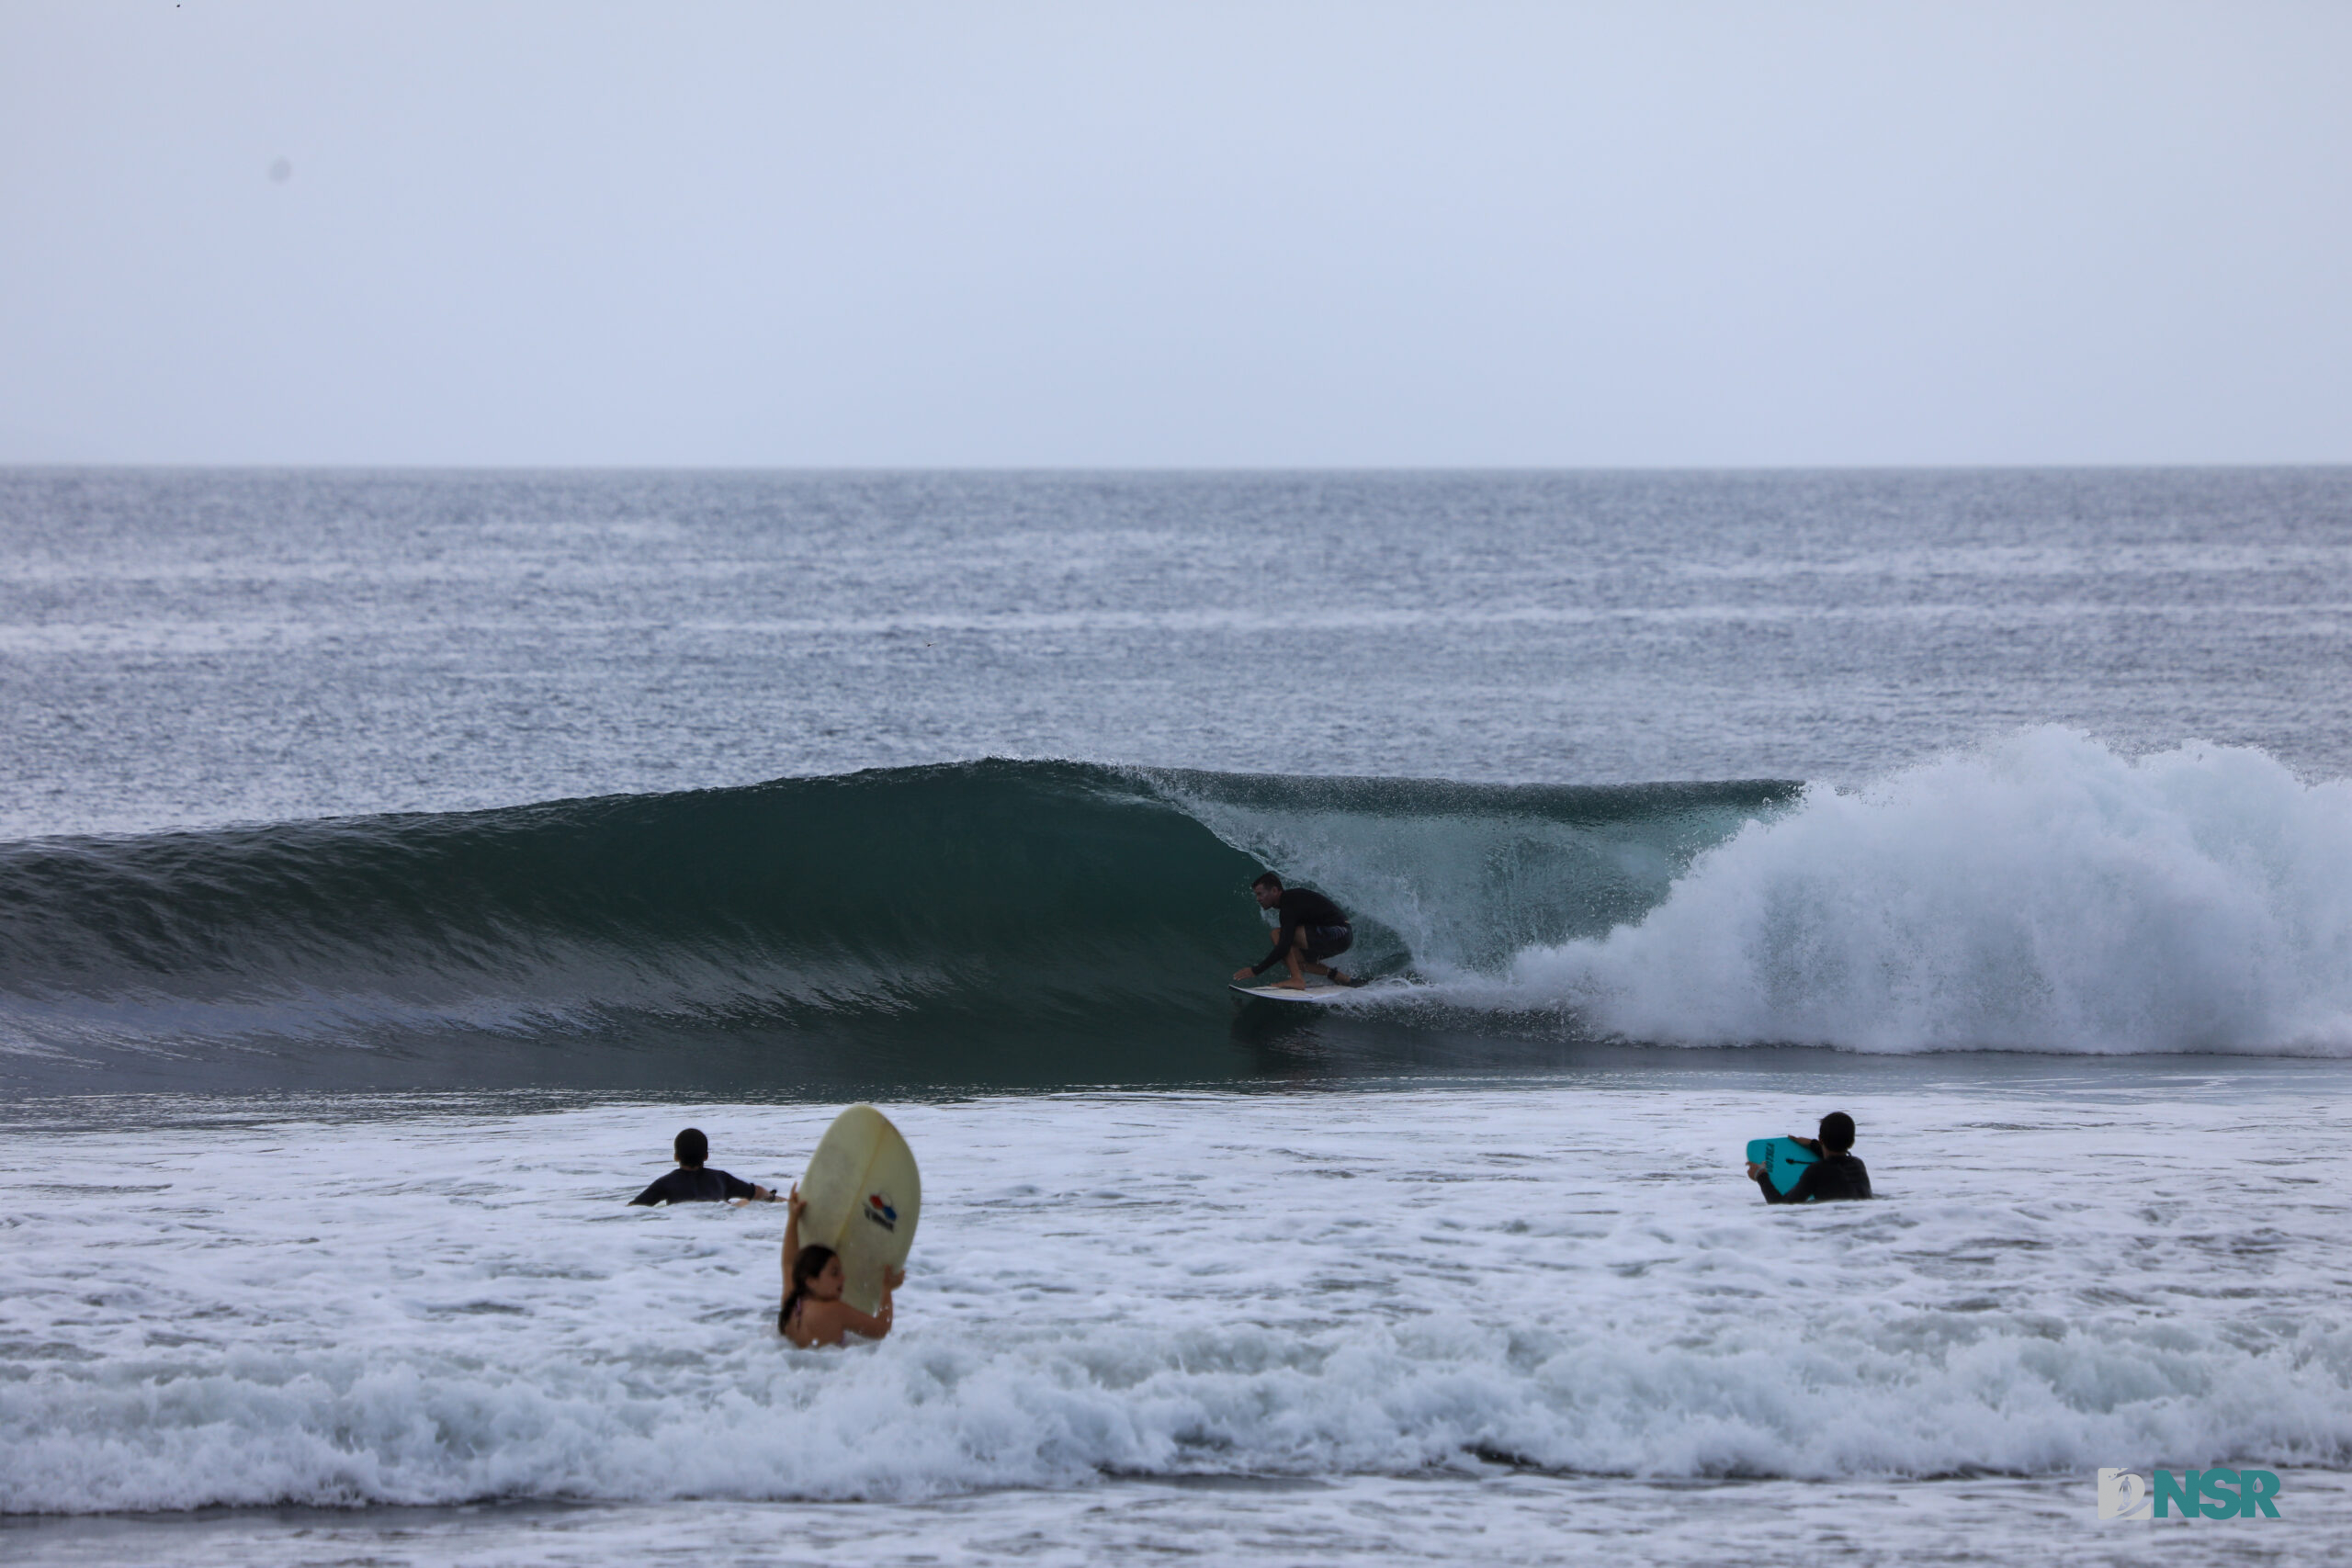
[628,1168,759,1206]
[1250,887,1350,976]
[1757,1152,1871,1203]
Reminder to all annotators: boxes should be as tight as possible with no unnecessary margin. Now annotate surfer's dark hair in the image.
[1252,872,1283,891]
[1818,1112,1856,1153]
[780,1244,838,1336]
[674,1127,709,1167]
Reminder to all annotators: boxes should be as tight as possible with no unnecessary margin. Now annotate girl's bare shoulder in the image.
[790,1302,854,1347]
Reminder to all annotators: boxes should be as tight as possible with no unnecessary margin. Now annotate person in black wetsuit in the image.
[1747,1111,1871,1203]
[628,1127,781,1206]
[1232,872,1361,990]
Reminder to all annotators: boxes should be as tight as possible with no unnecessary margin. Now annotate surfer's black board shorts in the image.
[1304,924,1352,961]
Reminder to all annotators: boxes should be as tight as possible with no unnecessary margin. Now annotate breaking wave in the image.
[1499,729,2352,1055]
[8,729,2349,1089]
[0,761,1781,1090]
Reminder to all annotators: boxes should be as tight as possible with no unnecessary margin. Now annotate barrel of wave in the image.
[796,1104,922,1314]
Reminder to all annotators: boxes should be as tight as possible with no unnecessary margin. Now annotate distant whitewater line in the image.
[3,731,2348,1091]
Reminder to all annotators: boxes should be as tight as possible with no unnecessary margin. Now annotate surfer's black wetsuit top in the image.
[628,1168,760,1206]
[1756,1152,1871,1203]
[1250,887,1351,976]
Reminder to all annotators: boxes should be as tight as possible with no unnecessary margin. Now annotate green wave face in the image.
[0,761,1794,1094]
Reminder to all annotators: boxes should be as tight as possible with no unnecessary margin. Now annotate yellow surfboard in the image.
[796,1103,921,1314]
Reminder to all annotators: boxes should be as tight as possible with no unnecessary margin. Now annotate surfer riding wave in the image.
[1233,872,1361,990]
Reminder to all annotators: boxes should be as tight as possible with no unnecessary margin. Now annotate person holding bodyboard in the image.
[1231,871,1362,991]
[1746,1111,1871,1203]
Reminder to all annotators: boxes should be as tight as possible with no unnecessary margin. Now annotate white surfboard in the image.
[796,1104,921,1314]
[1230,976,1354,1004]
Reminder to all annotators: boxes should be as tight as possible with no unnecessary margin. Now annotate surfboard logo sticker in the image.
[864,1192,898,1232]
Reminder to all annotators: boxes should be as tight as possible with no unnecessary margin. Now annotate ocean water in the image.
[4,468,2351,1564]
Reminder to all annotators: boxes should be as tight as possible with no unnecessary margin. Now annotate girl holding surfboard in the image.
[777,1102,921,1344]
[780,1185,905,1347]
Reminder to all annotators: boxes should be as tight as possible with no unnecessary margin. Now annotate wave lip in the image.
[1504,728,2352,1055]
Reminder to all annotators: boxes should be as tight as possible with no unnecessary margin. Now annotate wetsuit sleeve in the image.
[1250,890,1344,976]
[720,1172,757,1201]
[628,1177,669,1206]
[1777,1165,1825,1204]
[1250,918,1296,976]
[1755,1162,1821,1204]
[1250,891,1296,976]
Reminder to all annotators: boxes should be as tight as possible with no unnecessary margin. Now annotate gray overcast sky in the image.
[4,2,2347,467]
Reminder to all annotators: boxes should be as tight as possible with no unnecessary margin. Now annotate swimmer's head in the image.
[793,1244,842,1302]
[1817,1112,1856,1153]
[673,1127,709,1168]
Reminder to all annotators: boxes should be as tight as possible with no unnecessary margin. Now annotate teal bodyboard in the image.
[1746,1136,1819,1201]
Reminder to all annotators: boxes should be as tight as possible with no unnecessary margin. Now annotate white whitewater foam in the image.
[4,1084,2349,1514]
[1503,729,2352,1054]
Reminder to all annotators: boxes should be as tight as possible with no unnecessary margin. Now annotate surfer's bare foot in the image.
[1328,968,1360,987]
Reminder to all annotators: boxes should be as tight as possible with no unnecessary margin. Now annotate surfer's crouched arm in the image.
[1234,925,1287,983]
[1235,919,1308,983]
